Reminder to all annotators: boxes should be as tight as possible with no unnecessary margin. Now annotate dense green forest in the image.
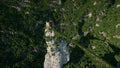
[0,0,120,68]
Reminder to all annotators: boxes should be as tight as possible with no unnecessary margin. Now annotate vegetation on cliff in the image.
[0,0,120,68]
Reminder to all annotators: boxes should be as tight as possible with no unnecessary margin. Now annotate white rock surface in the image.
[116,4,120,8]
[88,12,92,18]
[95,23,99,27]
[72,34,79,40]
[84,31,89,36]
[96,17,100,22]
[44,21,70,68]
[69,43,74,47]
[59,0,62,5]
[116,24,120,28]
[93,1,97,6]
[92,46,96,49]
[113,35,120,39]
[99,31,107,37]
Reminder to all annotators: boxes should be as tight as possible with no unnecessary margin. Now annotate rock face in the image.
[44,21,70,68]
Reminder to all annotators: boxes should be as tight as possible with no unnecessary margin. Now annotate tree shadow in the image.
[102,43,119,66]
[80,32,100,47]
[78,15,100,48]
[105,0,116,8]
[64,46,85,67]
[70,46,85,63]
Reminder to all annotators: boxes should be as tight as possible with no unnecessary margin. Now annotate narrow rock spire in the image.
[44,21,70,68]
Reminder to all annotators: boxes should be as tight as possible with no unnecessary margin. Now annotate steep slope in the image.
[44,21,70,68]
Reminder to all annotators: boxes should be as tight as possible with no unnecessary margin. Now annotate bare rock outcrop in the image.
[44,21,70,68]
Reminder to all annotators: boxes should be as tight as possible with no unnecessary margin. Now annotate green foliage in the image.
[115,54,120,62]
[0,0,47,67]
[0,0,120,68]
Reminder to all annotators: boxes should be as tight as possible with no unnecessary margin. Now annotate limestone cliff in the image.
[44,21,70,68]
